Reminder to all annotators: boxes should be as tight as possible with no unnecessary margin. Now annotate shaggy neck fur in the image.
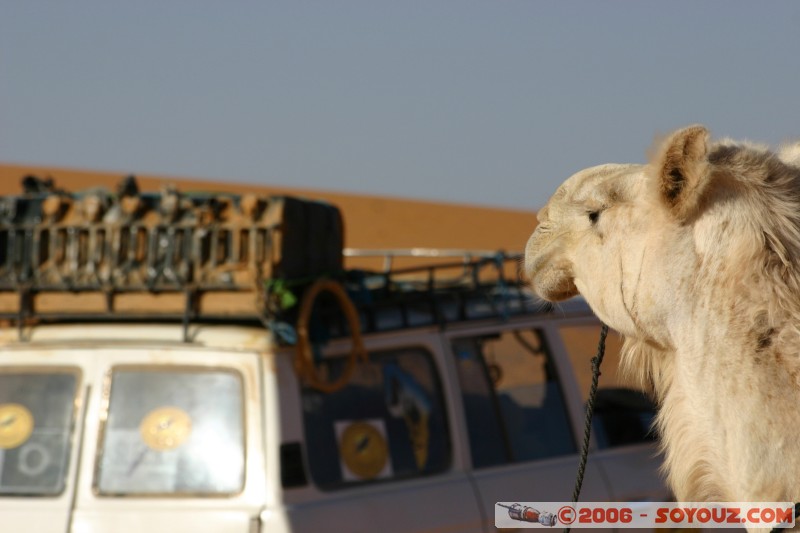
[622,142,800,502]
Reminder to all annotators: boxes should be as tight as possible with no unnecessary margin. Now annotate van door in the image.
[446,324,613,528]
[69,348,266,533]
[276,331,485,533]
[0,363,86,533]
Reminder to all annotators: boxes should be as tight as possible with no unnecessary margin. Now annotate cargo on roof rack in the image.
[0,175,550,344]
[0,176,344,320]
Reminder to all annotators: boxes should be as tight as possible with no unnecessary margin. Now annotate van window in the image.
[559,325,657,448]
[0,369,80,496]
[301,347,450,490]
[452,329,576,468]
[95,367,245,496]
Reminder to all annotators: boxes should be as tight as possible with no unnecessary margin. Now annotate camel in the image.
[524,125,800,506]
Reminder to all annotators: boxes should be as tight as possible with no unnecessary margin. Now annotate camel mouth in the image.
[525,259,578,302]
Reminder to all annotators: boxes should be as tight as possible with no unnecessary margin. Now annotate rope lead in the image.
[564,323,608,533]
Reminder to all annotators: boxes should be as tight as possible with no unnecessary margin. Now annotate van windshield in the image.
[0,369,79,496]
[95,366,245,496]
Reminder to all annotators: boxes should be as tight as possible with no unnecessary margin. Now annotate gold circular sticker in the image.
[0,403,34,449]
[340,421,388,480]
[139,407,192,451]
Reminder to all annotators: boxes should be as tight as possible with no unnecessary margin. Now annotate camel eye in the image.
[588,211,600,224]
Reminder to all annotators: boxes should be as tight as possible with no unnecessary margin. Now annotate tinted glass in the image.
[96,367,245,496]
[453,329,576,467]
[559,325,657,448]
[452,338,509,468]
[0,370,79,496]
[301,347,450,489]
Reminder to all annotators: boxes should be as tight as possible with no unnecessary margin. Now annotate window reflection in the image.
[0,369,79,496]
[301,347,450,489]
[559,325,657,448]
[96,367,245,496]
[453,329,576,468]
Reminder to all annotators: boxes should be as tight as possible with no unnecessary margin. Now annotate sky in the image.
[1,1,799,210]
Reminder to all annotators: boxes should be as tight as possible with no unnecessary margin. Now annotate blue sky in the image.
[1,1,799,209]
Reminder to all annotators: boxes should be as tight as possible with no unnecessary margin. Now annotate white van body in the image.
[0,299,668,533]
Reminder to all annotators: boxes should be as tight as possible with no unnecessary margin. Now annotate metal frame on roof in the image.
[0,177,558,343]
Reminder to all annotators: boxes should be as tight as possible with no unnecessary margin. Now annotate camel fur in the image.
[524,125,800,506]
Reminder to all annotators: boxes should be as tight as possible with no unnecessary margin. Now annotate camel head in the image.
[525,125,800,350]
[526,125,800,504]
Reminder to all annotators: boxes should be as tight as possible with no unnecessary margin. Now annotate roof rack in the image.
[315,248,552,339]
[344,247,508,273]
[0,176,565,341]
[0,176,342,332]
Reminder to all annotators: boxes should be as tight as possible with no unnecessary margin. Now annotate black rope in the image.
[563,323,608,533]
[557,324,797,533]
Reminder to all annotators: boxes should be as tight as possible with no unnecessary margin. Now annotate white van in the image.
[0,182,669,533]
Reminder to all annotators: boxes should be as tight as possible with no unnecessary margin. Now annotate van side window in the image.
[0,369,80,496]
[452,329,576,468]
[95,367,245,496]
[301,347,450,490]
[559,325,657,448]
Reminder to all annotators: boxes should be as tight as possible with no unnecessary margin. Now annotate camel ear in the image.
[654,125,710,220]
